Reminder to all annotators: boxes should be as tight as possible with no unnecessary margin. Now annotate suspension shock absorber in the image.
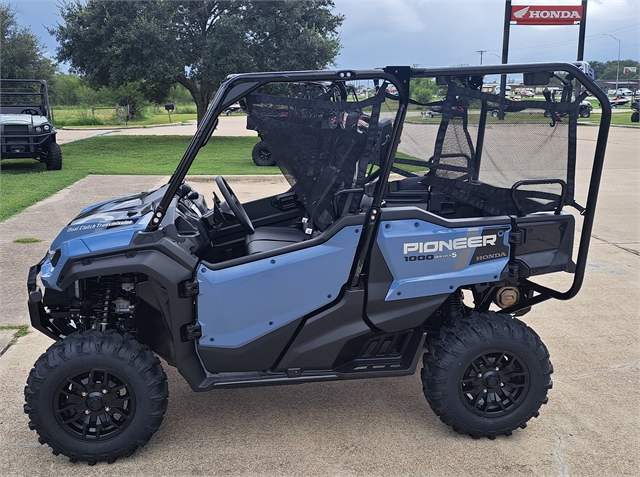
[441,290,465,323]
[94,276,118,329]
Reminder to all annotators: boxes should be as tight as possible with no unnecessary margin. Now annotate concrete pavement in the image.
[0,126,638,476]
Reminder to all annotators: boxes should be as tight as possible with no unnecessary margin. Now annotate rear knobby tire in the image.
[421,311,552,439]
[44,141,62,170]
[252,141,275,166]
[24,330,168,464]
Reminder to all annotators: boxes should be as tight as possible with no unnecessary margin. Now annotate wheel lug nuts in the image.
[483,389,487,393]
[500,383,504,387]
[495,367,499,371]
[477,373,482,378]
[84,410,90,415]
[102,389,108,394]
[81,392,87,397]
[105,407,111,412]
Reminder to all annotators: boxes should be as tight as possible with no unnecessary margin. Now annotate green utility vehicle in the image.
[0,79,62,170]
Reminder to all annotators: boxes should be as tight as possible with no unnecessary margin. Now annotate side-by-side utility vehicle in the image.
[25,63,610,464]
[0,79,62,170]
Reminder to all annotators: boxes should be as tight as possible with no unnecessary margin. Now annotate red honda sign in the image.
[511,5,584,25]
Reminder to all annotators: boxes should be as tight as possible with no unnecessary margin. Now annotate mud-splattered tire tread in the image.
[421,311,553,439]
[24,330,168,464]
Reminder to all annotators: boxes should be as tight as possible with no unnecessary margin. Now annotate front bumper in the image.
[1,131,53,158]
[27,258,64,341]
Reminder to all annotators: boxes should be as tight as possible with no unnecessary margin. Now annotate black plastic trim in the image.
[202,333,426,390]
[379,206,513,227]
[201,214,366,270]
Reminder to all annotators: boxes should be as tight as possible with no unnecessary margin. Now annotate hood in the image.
[0,113,53,128]
[50,186,168,251]
[42,185,168,290]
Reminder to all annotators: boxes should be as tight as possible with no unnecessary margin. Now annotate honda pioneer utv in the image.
[25,62,610,464]
[0,79,62,170]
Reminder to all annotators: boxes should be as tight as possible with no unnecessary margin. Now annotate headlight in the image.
[47,249,61,267]
[35,126,42,133]
[43,124,51,131]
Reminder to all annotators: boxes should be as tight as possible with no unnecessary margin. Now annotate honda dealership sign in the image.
[511,5,584,25]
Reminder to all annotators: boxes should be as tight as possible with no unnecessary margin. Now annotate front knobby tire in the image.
[44,141,62,170]
[421,311,552,439]
[24,330,168,464]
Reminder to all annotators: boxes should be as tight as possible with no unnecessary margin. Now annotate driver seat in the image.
[245,226,306,255]
[244,118,393,255]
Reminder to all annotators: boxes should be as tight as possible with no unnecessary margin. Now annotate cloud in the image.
[333,0,639,68]
[11,0,640,72]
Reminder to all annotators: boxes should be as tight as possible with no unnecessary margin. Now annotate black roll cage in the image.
[147,62,611,313]
[0,79,52,119]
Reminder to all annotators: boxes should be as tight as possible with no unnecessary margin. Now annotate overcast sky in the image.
[10,0,640,71]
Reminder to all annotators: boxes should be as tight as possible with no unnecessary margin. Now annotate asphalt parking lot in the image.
[0,124,638,476]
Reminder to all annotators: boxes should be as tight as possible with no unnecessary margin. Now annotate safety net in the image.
[395,74,584,216]
[245,84,388,230]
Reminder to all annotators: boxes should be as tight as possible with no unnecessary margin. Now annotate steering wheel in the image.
[20,109,39,115]
[215,175,255,235]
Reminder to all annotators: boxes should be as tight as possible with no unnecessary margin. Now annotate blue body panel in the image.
[197,226,361,349]
[40,191,159,290]
[377,220,510,299]
[41,222,148,290]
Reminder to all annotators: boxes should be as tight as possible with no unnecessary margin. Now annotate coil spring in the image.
[95,276,118,319]
[442,290,464,321]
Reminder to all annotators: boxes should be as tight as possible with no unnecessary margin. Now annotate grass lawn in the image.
[130,113,197,126]
[0,135,272,221]
[587,111,639,126]
[51,105,250,127]
[57,113,201,128]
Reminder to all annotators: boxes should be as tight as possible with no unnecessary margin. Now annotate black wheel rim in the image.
[259,149,270,161]
[256,146,272,165]
[54,368,136,441]
[458,350,530,417]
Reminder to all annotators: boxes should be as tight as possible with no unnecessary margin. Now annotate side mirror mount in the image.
[523,72,551,86]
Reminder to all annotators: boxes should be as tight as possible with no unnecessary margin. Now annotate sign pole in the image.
[577,0,588,60]
[502,0,511,66]
[499,0,512,118]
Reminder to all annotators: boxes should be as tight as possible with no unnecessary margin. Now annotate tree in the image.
[48,73,81,105]
[410,78,442,104]
[0,4,57,80]
[589,59,639,81]
[52,0,343,123]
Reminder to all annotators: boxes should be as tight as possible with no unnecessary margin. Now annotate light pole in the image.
[605,34,621,93]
